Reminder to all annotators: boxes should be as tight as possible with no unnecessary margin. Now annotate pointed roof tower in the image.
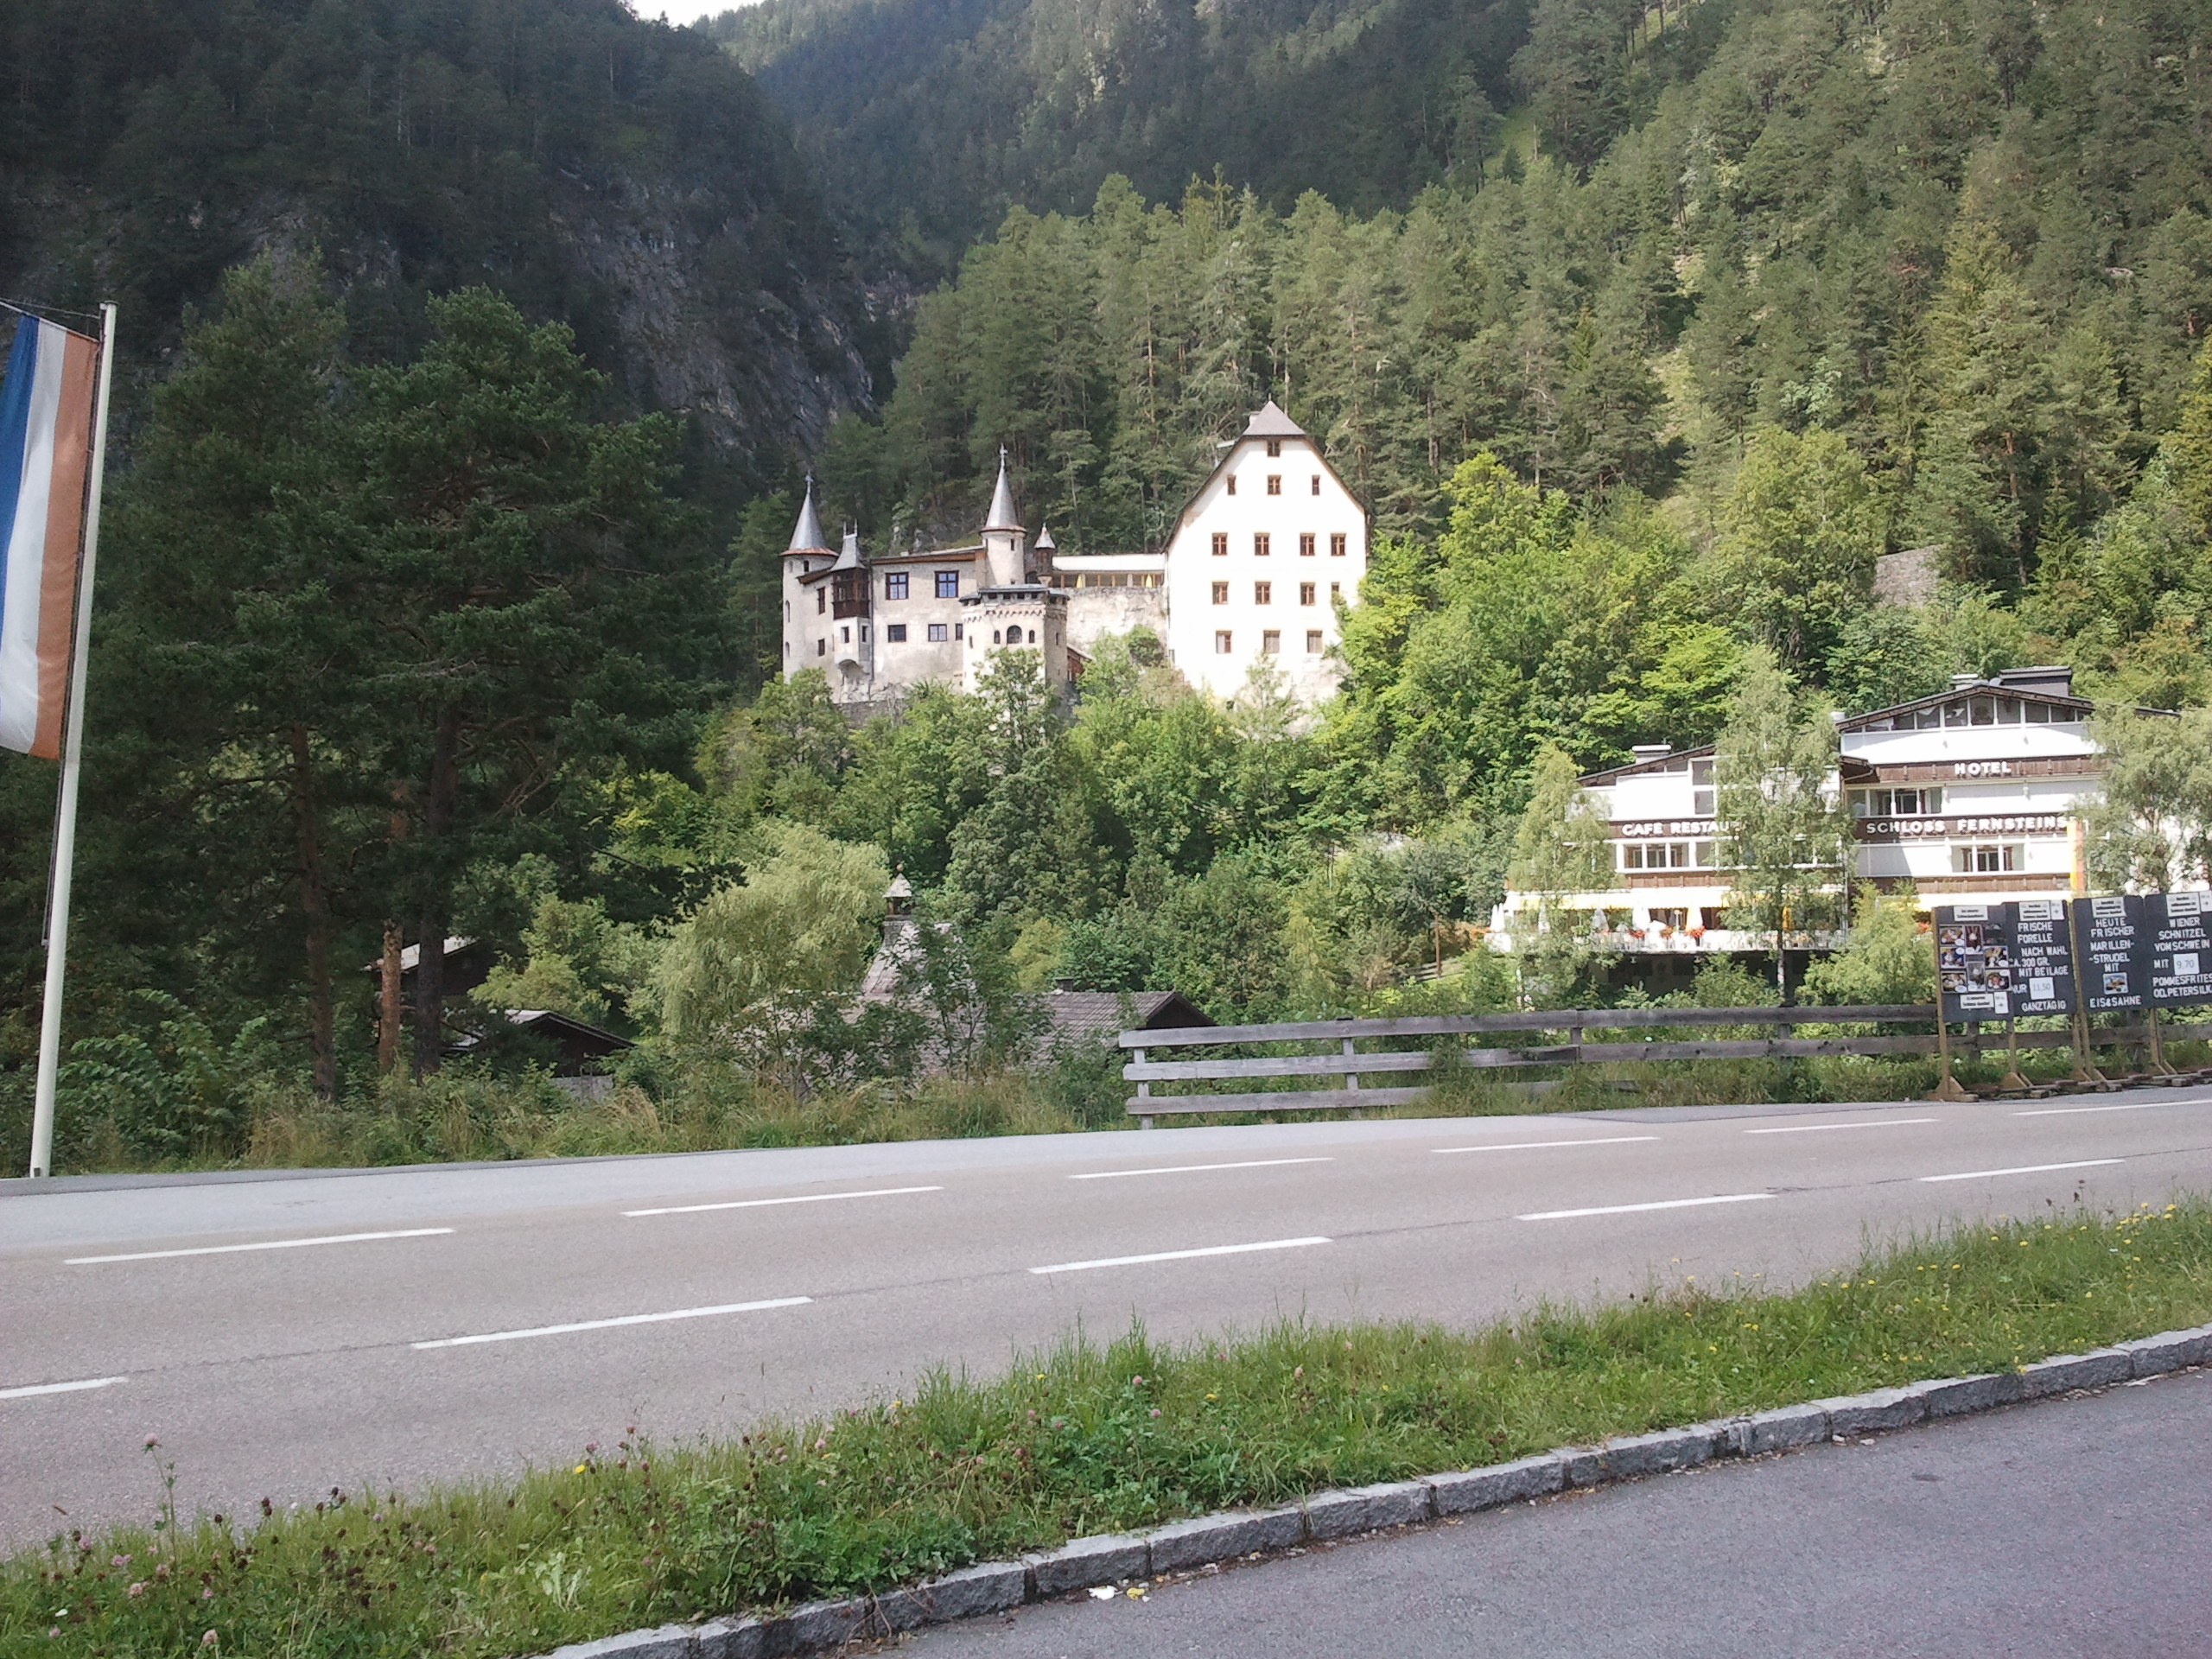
[830,524,862,572]
[983,446,1022,533]
[1034,523,1057,553]
[1243,400,1306,439]
[786,476,831,554]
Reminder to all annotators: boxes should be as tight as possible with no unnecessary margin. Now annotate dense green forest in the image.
[5,0,2212,1171]
[714,0,1535,266]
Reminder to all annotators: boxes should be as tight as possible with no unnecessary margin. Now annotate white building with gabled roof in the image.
[777,403,1369,709]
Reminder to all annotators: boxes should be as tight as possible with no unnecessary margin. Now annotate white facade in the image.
[1160,402,1368,702]
[1491,667,2186,961]
[779,404,1368,710]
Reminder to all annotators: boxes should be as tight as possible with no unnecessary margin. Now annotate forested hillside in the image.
[8,0,2212,1173]
[713,0,1536,264]
[1,0,879,474]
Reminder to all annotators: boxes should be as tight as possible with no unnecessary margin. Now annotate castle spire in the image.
[982,446,1022,534]
[786,476,830,554]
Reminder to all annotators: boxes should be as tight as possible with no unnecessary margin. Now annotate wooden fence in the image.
[1117,1004,2212,1124]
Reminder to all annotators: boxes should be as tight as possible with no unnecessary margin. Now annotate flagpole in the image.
[28,302,116,1179]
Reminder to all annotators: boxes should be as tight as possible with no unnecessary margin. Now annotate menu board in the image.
[1936,903,2013,1020]
[2074,894,2147,1014]
[2146,889,2212,1007]
[2008,898,2077,1016]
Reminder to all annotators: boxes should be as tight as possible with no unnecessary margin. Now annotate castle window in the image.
[841,626,849,642]
[860,625,868,641]
[1299,533,1315,557]
[1330,582,1340,599]
[817,588,826,613]
[954,622,963,639]
[1267,474,1281,495]
[1009,626,1025,644]
[1254,582,1272,605]
[1254,533,1270,557]
[928,623,948,642]
[1262,630,1281,654]
[1226,475,1237,496]
[783,600,790,619]
[936,570,960,598]
[1266,438,1282,458]
[886,571,909,600]
[1310,474,1320,495]
[887,624,907,642]
[992,629,1002,644]
[1215,630,1233,654]
[1212,582,1229,604]
[1300,582,1315,605]
[817,639,825,656]
[1330,533,1347,556]
[1306,630,1323,653]
[1211,533,1229,556]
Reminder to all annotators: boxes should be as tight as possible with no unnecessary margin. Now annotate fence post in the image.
[2147,1008,2177,1077]
[1999,1016,2030,1093]
[1342,1036,1361,1119]
[1131,1046,1153,1129]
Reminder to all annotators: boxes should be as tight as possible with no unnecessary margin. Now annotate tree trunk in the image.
[378,921,404,1076]
[289,725,337,1099]
[410,706,461,1080]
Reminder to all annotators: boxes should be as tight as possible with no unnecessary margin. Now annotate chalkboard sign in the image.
[2074,894,2148,1013]
[1936,903,2013,1020]
[2145,889,2212,1007]
[2008,898,2077,1015]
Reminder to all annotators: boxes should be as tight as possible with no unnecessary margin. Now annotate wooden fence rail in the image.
[1116,1005,2212,1124]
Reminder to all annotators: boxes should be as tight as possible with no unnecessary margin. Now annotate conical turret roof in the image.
[785,477,830,554]
[1034,522,1057,552]
[982,448,1022,533]
[830,524,862,572]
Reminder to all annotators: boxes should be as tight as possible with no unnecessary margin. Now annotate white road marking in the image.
[1744,1117,1939,1135]
[67,1228,454,1265]
[1,1376,124,1400]
[1918,1160,2122,1184]
[625,1185,943,1217]
[1519,1193,1772,1221]
[1433,1136,1658,1154]
[1070,1158,1334,1181]
[411,1297,812,1350]
[2014,1100,2203,1117]
[1030,1237,1331,1274]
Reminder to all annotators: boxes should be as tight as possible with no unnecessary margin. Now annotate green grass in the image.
[11,1200,2211,1656]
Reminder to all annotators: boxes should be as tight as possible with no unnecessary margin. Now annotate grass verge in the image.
[12,1198,2211,1656]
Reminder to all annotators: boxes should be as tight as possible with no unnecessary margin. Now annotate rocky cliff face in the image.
[0,0,880,481]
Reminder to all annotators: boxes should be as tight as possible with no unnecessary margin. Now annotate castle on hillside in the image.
[779,402,1369,706]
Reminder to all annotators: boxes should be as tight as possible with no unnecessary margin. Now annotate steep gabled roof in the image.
[830,524,863,572]
[1243,399,1306,438]
[1165,404,1364,548]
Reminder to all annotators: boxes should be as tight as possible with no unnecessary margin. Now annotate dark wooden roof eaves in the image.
[1045,990,1213,1039]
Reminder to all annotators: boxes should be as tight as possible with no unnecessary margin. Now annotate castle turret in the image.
[780,478,835,679]
[980,448,1026,588]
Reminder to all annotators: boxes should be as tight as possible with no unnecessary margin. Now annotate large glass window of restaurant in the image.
[1691,758,1715,816]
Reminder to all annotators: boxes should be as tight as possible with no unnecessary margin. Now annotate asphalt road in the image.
[3,1086,2209,1548]
[904,1364,2212,1658]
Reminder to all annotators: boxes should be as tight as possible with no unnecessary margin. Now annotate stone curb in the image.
[534,1319,2212,1659]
